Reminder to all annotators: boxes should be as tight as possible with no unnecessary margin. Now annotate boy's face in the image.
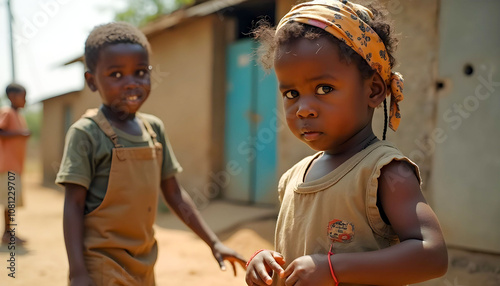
[85,43,151,117]
[8,91,27,109]
[274,37,373,153]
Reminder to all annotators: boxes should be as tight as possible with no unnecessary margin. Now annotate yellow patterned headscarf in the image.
[276,0,404,131]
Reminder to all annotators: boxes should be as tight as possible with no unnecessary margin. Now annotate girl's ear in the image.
[367,72,387,108]
[84,71,97,92]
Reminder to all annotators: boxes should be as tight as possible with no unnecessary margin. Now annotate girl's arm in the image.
[160,176,247,275]
[333,160,448,284]
[284,160,448,285]
[63,183,95,286]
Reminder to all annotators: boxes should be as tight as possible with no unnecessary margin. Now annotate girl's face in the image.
[274,36,374,153]
[85,43,151,118]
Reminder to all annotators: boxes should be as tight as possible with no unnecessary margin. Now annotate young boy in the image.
[56,22,245,285]
[0,83,30,245]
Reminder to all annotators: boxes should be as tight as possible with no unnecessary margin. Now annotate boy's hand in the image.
[70,274,96,286]
[283,254,332,286]
[211,241,247,276]
[245,250,286,285]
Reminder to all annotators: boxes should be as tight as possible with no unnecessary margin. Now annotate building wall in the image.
[42,84,104,187]
[137,15,219,201]
[431,0,500,254]
[41,91,80,186]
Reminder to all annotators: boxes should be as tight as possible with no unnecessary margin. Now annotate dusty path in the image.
[0,160,276,286]
[2,149,498,285]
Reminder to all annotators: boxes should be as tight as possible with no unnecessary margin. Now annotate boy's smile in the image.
[85,43,151,119]
[274,36,375,154]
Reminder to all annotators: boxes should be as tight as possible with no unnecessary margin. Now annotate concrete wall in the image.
[431,0,500,253]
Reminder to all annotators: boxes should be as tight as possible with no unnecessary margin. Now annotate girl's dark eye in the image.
[316,85,333,95]
[137,69,147,77]
[284,90,299,99]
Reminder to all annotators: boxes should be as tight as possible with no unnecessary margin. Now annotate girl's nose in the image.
[296,98,318,118]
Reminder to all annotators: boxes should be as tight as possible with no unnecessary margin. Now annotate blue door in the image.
[224,39,278,204]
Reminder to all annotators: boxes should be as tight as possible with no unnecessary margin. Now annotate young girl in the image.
[245,1,448,285]
[57,22,245,285]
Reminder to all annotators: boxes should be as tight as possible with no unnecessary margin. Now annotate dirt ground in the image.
[0,154,276,286]
[1,150,499,286]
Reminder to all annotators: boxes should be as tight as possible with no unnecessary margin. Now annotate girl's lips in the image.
[302,131,322,141]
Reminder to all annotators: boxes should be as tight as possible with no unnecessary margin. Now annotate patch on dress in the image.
[327,219,355,243]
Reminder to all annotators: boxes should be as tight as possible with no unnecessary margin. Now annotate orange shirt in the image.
[0,106,29,173]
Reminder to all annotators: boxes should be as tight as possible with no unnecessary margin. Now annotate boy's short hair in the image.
[5,83,26,95]
[84,22,151,72]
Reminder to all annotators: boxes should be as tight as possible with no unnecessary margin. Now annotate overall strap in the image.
[81,108,123,148]
[136,113,159,145]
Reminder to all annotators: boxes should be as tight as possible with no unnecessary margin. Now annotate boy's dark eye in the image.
[284,90,299,99]
[137,67,152,77]
[316,85,333,95]
[110,72,122,79]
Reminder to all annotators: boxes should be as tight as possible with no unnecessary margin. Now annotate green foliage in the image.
[115,0,195,27]
[24,105,42,141]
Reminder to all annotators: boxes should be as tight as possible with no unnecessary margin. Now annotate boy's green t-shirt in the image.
[56,113,182,214]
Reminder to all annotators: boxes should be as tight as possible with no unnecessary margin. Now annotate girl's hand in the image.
[70,274,96,286]
[283,254,333,286]
[245,250,286,286]
[211,241,247,276]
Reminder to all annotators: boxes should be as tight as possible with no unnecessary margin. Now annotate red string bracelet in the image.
[246,249,266,267]
[328,245,339,286]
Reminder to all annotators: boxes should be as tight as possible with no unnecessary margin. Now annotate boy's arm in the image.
[284,160,448,285]
[0,129,30,137]
[160,176,247,275]
[63,183,95,285]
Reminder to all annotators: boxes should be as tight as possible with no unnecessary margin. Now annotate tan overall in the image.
[83,109,162,285]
